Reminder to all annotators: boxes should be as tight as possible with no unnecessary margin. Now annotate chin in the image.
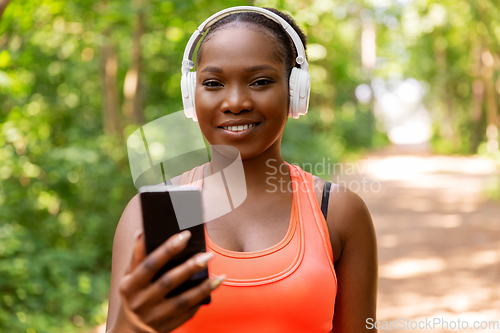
[208,143,262,162]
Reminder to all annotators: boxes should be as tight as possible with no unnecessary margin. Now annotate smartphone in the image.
[139,185,210,305]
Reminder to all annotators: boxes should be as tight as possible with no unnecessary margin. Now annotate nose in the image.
[220,84,253,114]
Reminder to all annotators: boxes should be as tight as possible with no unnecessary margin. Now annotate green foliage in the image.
[389,0,500,154]
[0,114,136,332]
[0,1,136,331]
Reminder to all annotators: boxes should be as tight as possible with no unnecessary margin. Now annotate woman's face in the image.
[195,24,289,160]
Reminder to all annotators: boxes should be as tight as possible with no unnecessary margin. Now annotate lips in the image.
[217,120,260,132]
[217,121,260,137]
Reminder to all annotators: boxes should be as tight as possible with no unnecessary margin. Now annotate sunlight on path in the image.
[342,149,500,332]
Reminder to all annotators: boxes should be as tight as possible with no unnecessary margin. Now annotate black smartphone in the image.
[139,185,210,305]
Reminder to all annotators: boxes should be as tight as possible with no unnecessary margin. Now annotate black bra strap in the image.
[321,181,332,220]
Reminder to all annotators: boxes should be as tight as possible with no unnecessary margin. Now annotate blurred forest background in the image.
[1,0,499,332]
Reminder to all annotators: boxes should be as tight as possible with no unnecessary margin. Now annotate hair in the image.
[196,7,308,80]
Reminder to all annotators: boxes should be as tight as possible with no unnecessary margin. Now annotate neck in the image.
[208,143,291,195]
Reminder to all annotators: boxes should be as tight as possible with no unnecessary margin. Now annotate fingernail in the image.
[172,230,191,247]
[210,274,226,290]
[180,230,191,239]
[195,252,213,267]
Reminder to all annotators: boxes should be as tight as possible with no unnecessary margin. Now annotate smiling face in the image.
[194,24,289,161]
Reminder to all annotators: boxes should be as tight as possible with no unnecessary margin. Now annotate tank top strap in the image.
[287,163,335,267]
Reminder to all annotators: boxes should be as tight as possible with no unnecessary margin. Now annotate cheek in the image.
[260,84,289,118]
[194,90,212,120]
[194,92,218,142]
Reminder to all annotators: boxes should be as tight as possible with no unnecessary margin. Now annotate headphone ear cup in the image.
[288,68,310,119]
[288,68,298,118]
[189,72,197,121]
[181,72,198,121]
[296,69,311,118]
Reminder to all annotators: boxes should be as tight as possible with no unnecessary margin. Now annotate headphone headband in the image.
[181,6,308,74]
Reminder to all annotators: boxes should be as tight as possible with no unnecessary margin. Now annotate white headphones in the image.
[180,6,311,121]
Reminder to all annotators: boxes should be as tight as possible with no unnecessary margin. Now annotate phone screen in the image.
[140,186,210,305]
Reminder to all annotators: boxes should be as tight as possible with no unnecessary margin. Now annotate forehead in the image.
[197,25,284,70]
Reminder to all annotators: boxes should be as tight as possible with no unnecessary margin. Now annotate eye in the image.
[203,80,223,88]
[251,78,273,87]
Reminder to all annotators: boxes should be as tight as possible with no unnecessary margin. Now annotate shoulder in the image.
[312,175,376,262]
[113,194,142,250]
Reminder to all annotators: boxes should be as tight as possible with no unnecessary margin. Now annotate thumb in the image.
[127,231,146,274]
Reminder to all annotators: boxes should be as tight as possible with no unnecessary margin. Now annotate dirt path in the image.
[340,147,500,332]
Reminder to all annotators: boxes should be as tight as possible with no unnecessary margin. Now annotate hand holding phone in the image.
[109,186,226,333]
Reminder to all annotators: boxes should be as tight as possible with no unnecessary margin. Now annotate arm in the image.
[106,194,142,331]
[328,185,378,332]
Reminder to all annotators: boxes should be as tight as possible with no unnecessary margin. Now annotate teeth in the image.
[221,123,257,132]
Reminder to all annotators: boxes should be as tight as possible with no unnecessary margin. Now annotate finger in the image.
[138,251,214,304]
[127,231,146,274]
[176,274,226,309]
[156,304,201,333]
[124,230,192,293]
[145,274,225,326]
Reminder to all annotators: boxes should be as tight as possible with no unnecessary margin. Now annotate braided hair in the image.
[196,7,308,80]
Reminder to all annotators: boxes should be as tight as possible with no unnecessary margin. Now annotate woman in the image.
[106,6,378,333]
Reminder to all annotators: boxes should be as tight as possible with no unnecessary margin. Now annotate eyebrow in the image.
[200,66,223,73]
[244,65,278,72]
[200,64,278,73]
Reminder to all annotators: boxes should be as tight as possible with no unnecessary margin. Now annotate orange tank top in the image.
[172,163,337,333]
